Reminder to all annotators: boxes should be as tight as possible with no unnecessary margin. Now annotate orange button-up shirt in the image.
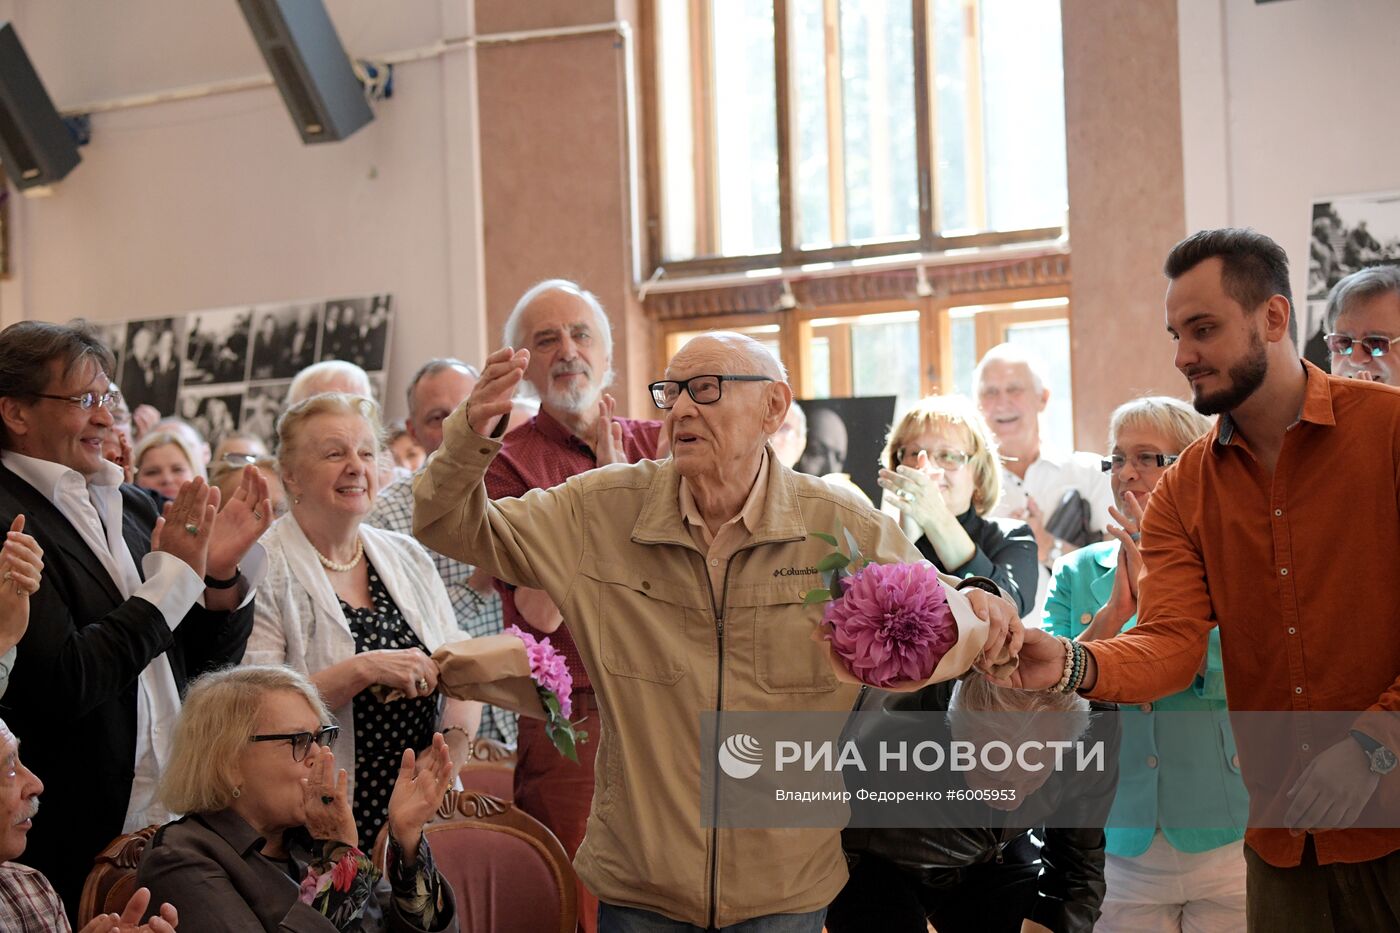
[1085,362,1400,867]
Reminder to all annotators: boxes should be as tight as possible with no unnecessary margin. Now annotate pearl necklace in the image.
[313,537,364,573]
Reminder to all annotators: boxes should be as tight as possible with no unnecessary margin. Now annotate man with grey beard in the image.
[483,279,661,933]
[0,716,179,931]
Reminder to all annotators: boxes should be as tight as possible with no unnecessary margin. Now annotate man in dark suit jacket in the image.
[0,320,272,921]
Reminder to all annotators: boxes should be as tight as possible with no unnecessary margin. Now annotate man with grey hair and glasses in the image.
[365,357,515,744]
[1323,264,1400,386]
[415,329,1023,931]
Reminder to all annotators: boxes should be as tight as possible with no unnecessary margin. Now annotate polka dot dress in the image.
[339,561,437,847]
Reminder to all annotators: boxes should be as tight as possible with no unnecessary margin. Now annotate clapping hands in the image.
[387,733,454,867]
[1,515,44,654]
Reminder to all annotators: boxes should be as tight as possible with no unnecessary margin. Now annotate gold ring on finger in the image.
[416,677,430,693]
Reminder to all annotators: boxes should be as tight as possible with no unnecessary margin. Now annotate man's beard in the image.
[541,362,609,414]
[1191,329,1268,416]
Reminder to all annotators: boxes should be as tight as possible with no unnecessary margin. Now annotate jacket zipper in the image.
[703,561,731,929]
[703,538,784,929]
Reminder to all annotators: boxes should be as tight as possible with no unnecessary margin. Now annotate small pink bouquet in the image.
[433,628,588,762]
[805,528,994,691]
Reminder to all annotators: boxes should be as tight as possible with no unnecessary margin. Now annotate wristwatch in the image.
[1349,730,1398,775]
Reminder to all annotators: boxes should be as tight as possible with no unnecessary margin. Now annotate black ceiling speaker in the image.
[236,0,373,143]
[0,23,80,190]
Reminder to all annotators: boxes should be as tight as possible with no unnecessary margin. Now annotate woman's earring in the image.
[293,495,302,505]
[232,785,242,799]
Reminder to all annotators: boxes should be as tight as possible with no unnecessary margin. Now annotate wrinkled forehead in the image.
[666,338,766,380]
[523,290,600,335]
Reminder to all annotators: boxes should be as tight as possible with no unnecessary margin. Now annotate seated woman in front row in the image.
[137,665,458,933]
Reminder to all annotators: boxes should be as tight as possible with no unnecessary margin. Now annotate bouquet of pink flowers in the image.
[432,628,588,762]
[804,528,995,691]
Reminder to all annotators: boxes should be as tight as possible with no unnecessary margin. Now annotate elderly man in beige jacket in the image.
[414,333,1022,932]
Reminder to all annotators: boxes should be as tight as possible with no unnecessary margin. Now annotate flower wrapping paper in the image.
[431,633,549,721]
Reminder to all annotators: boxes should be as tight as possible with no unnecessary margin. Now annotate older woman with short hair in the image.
[1045,396,1247,932]
[245,393,480,847]
[133,430,207,501]
[878,395,1039,615]
[138,665,457,932]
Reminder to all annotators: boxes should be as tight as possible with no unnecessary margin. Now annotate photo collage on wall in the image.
[98,293,393,452]
[1304,192,1400,370]
[792,395,898,507]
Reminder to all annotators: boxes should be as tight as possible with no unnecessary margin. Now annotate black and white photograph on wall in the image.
[1306,193,1400,368]
[240,381,289,451]
[176,387,243,451]
[120,318,185,415]
[792,395,898,507]
[250,302,322,381]
[320,294,392,370]
[89,321,128,383]
[183,307,252,386]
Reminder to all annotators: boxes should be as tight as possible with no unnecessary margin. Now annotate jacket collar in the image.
[196,808,268,859]
[631,444,806,549]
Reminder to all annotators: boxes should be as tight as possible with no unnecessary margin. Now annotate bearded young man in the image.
[1008,228,1400,932]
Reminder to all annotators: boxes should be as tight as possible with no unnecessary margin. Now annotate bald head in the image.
[661,332,792,486]
[665,332,786,382]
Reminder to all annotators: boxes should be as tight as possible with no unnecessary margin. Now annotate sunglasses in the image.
[249,725,340,762]
[1324,333,1400,358]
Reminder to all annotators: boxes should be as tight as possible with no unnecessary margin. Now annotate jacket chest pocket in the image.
[731,583,838,694]
[584,563,704,685]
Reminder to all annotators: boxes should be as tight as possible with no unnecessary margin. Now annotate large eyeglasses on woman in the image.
[895,447,971,470]
[249,725,341,761]
[30,388,123,411]
[1101,452,1180,473]
[647,374,774,409]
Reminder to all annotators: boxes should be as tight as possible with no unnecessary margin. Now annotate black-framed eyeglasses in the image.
[1101,453,1179,474]
[250,725,340,762]
[30,388,122,411]
[647,374,775,410]
[1324,333,1400,358]
[895,447,972,471]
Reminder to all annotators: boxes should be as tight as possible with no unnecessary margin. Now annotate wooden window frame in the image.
[638,0,1065,279]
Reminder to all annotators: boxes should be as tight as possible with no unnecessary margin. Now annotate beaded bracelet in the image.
[1050,635,1075,693]
[1066,641,1086,694]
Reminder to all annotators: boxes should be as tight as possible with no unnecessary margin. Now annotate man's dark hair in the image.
[0,320,116,445]
[1164,227,1296,343]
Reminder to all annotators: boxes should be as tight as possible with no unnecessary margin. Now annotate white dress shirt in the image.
[992,449,1114,625]
[0,450,263,831]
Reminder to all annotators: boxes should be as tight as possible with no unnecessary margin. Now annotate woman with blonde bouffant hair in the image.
[137,665,457,932]
[244,393,480,849]
[876,395,1039,615]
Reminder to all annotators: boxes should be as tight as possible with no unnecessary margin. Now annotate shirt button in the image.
[1295,686,1303,694]
[1139,703,1152,713]
[1146,756,1159,768]
[1279,568,1288,576]
[1288,627,1296,635]
[1274,509,1283,517]
[1079,613,1092,625]
[710,558,719,567]
[641,581,651,591]
[1301,743,1310,752]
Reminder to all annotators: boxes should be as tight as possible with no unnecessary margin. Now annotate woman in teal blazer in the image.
[1045,397,1248,932]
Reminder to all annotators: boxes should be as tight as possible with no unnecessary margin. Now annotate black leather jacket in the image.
[840,682,1119,933]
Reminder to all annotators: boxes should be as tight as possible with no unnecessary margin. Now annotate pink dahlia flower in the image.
[507,625,574,718]
[822,562,957,688]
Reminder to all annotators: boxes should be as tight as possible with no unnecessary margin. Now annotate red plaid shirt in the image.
[485,410,663,692]
[0,862,70,932]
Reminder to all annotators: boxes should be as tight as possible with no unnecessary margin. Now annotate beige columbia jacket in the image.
[414,405,922,927]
